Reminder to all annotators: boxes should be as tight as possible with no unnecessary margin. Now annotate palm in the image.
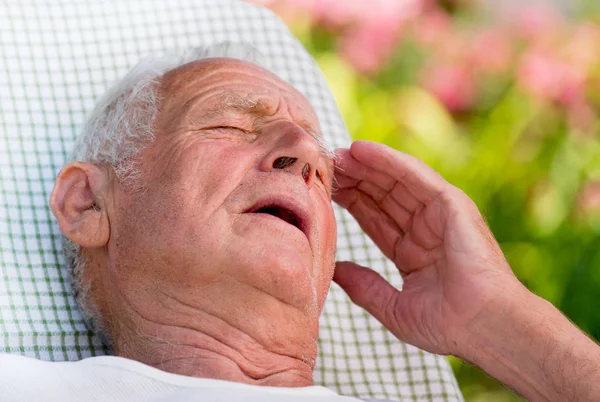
[333,141,515,354]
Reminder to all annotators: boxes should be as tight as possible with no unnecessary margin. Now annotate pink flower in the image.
[504,3,564,45]
[310,0,422,29]
[310,0,362,27]
[247,0,424,74]
[420,63,477,112]
[336,0,423,73]
[517,49,585,106]
[468,27,513,74]
[411,10,452,47]
[339,16,403,73]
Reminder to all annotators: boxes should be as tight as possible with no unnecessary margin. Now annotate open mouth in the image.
[252,206,300,230]
[244,195,310,240]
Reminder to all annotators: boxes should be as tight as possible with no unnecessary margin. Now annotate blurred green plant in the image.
[251,1,600,400]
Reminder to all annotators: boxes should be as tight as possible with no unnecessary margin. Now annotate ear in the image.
[50,162,111,248]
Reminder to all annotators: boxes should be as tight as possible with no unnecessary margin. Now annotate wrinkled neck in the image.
[94,269,319,387]
[116,334,316,387]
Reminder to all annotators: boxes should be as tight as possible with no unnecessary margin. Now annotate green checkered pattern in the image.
[0,1,463,400]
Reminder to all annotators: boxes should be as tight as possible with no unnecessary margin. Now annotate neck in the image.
[96,274,319,387]
[115,328,315,387]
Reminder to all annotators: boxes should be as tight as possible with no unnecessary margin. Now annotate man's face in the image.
[105,58,337,347]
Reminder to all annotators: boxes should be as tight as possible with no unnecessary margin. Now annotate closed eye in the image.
[208,125,250,133]
[207,126,257,141]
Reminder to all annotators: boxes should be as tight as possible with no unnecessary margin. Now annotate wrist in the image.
[453,281,600,401]
[452,277,531,360]
[455,284,552,399]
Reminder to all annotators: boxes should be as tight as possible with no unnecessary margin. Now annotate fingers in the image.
[334,187,403,261]
[334,148,396,192]
[334,144,436,238]
[334,171,414,231]
[337,141,448,207]
[333,261,401,334]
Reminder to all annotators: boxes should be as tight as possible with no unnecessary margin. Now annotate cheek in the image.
[108,183,234,311]
[167,145,248,206]
[316,198,337,258]
[314,202,337,306]
[109,142,255,290]
[150,135,254,194]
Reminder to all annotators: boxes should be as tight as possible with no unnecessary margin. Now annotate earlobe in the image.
[50,162,110,248]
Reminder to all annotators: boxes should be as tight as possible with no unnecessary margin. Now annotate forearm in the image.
[459,285,600,401]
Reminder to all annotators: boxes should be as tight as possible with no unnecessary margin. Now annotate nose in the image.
[259,122,321,185]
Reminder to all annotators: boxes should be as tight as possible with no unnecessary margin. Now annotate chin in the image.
[248,245,318,310]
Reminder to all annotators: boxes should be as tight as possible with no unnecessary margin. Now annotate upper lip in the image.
[244,194,312,241]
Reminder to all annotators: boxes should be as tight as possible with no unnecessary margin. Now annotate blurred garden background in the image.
[246,0,600,400]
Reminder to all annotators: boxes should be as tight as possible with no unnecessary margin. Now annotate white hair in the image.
[65,42,268,344]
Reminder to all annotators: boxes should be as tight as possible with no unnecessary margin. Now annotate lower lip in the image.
[247,213,307,238]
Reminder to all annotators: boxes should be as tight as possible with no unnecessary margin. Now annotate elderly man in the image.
[2,43,600,401]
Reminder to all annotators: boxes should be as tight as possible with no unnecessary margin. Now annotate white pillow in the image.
[0,0,462,400]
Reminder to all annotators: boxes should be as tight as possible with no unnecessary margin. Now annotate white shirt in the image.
[0,354,385,402]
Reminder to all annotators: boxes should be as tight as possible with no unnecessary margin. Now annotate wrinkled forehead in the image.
[158,57,322,132]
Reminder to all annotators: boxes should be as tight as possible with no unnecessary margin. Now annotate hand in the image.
[332,141,524,356]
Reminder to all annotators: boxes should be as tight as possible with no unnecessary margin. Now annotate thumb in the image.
[333,261,401,331]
